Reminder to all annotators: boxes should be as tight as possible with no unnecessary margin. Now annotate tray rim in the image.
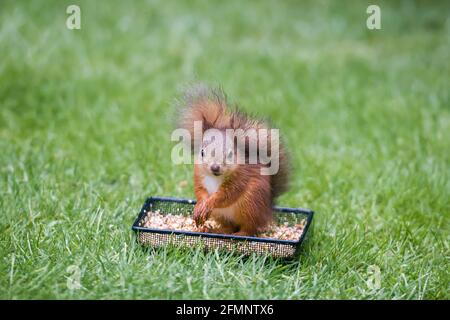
[131,196,314,247]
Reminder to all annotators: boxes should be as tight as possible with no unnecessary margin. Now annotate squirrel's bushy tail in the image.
[176,84,290,198]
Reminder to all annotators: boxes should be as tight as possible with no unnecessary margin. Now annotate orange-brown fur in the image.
[176,85,289,236]
[194,164,272,235]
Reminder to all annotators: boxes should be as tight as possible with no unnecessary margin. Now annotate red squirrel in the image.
[177,85,289,236]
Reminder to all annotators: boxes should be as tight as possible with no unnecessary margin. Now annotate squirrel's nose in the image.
[210,164,220,173]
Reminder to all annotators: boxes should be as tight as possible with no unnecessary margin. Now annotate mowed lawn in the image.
[0,0,449,299]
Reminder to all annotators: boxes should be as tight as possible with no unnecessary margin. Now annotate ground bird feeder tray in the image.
[132,196,314,259]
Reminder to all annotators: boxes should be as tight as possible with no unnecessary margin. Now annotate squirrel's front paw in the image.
[197,225,211,233]
[193,201,211,226]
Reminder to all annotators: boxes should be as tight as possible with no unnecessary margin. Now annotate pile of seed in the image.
[259,222,305,240]
[139,210,304,241]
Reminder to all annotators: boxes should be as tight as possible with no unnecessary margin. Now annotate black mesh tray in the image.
[132,196,314,259]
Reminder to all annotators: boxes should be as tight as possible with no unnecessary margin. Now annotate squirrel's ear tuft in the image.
[174,83,230,149]
[176,83,227,111]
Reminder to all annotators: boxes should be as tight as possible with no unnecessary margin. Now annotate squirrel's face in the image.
[199,131,238,177]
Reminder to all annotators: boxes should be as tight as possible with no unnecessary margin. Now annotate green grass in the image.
[1,0,449,299]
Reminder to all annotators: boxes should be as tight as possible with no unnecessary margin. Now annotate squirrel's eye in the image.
[201,149,204,157]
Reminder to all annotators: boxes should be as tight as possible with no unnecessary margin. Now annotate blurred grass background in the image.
[0,0,449,299]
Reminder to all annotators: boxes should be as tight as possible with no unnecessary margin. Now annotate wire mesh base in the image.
[138,232,297,258]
